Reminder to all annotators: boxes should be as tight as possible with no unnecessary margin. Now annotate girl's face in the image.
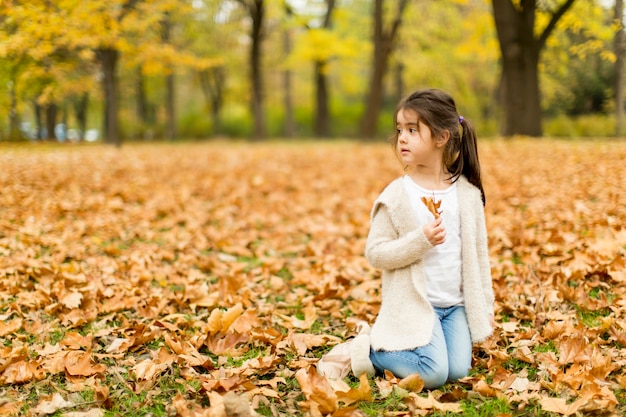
[395,109,439,169]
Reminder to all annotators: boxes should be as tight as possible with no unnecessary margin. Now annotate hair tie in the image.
[459,115,464,124]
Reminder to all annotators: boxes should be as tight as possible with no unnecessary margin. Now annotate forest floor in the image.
[1,138,625,416]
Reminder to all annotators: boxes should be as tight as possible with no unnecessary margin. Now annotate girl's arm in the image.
[365,204,432,271]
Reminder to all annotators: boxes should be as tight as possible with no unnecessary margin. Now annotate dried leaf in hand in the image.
[420,196,441,218]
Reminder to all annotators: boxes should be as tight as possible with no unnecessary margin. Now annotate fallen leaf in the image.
[33,393,74,415]
[398,373,424,393]
[65,351,106,377]
[295,366,338,414]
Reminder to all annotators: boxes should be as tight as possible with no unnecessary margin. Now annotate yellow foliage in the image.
[286,24,365,71]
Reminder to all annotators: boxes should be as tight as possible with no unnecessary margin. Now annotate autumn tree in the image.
[313,0,336,137]
[492,0,577,137]
[1,0,145,145]
[359,0,409,139]
[286,0,336,137]
[236,0,267,140]
[0,1,98,141]
[94,0,144,146]
[285,0,364,138]
[173,0,227,137]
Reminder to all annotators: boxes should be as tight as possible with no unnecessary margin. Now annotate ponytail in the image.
[457,117,485,205]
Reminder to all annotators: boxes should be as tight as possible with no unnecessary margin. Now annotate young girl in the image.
[350,88,494,389]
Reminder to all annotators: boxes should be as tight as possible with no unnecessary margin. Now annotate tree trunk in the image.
[136,67,148,140]
[199,67,225,136]
[161,15,176,141]
[46,103,57,140]
[210,70,224,135]
[314,60,330,137]
[493,0,541,136]
[500,45,542,137]
[74,93,88,141]
[359,0,409,139]
[8,80,20,140]
[241,0,266,140]
[34,101,43,140]
[615,0,625,137]
[394,62,404,103]
[98,48,121,147]
[313,0,335,138]
[492,0,576,137]
[283,6,295,138]
[283,35,295,138]
[165,73,176,140]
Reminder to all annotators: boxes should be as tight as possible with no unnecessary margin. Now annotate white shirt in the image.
[402,175,463,307]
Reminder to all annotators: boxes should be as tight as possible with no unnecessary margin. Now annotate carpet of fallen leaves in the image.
[1,138,626,417]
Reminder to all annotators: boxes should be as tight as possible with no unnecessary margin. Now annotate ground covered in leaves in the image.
[1,139,625,417]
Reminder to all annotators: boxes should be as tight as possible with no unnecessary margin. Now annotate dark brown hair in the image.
[392,88,485,205]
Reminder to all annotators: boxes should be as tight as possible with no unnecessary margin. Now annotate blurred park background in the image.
[0,0,624,145]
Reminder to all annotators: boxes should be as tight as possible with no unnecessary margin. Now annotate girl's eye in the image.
[396,129,402,134]
[409,128,417,133]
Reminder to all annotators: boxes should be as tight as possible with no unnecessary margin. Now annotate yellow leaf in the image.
[398,373,425,393]
[61,291,83,309]
[336,372,373,405]
[295,366,338,415]
[64,351,106,377]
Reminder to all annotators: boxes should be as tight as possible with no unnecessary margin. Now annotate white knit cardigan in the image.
[365,176,494,352]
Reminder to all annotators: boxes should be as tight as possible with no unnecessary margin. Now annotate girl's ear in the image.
[436,130,450,148]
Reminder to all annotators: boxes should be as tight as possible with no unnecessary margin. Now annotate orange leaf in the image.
[557,336,589,365]
[336,372,373,405]
[473,379,500,398]
[406,392,462,413]
[398,373,424,393]
[2,359,44,384]
[0,318,22,337]
[61,332,93,350]
[64,351,106,377]
[295,366,338,415]
[421,196,441,218]
[538,396,586,416]
[33,393,74,415]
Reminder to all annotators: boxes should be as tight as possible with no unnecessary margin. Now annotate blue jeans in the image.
[369,305,472,389]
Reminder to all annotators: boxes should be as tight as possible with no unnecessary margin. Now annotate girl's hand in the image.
[423,216,446,246]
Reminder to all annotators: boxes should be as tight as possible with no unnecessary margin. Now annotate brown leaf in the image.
[61,332,93,350]
[65,351,106,377]
[405,392,462,413]
[0,318,22,337]
[398,373,424,393]
[538,396,586,416]
[557,336,590,365]
[205,332,249,356]
[60,290,83,309]
[472,380,500,398]
[33,393,74,415]
[438,386,467,402]
[420,196,441,218]
[2,359,44,384]
[336,372,373,405]
[207,303,244,335]
[295,366,338,415]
